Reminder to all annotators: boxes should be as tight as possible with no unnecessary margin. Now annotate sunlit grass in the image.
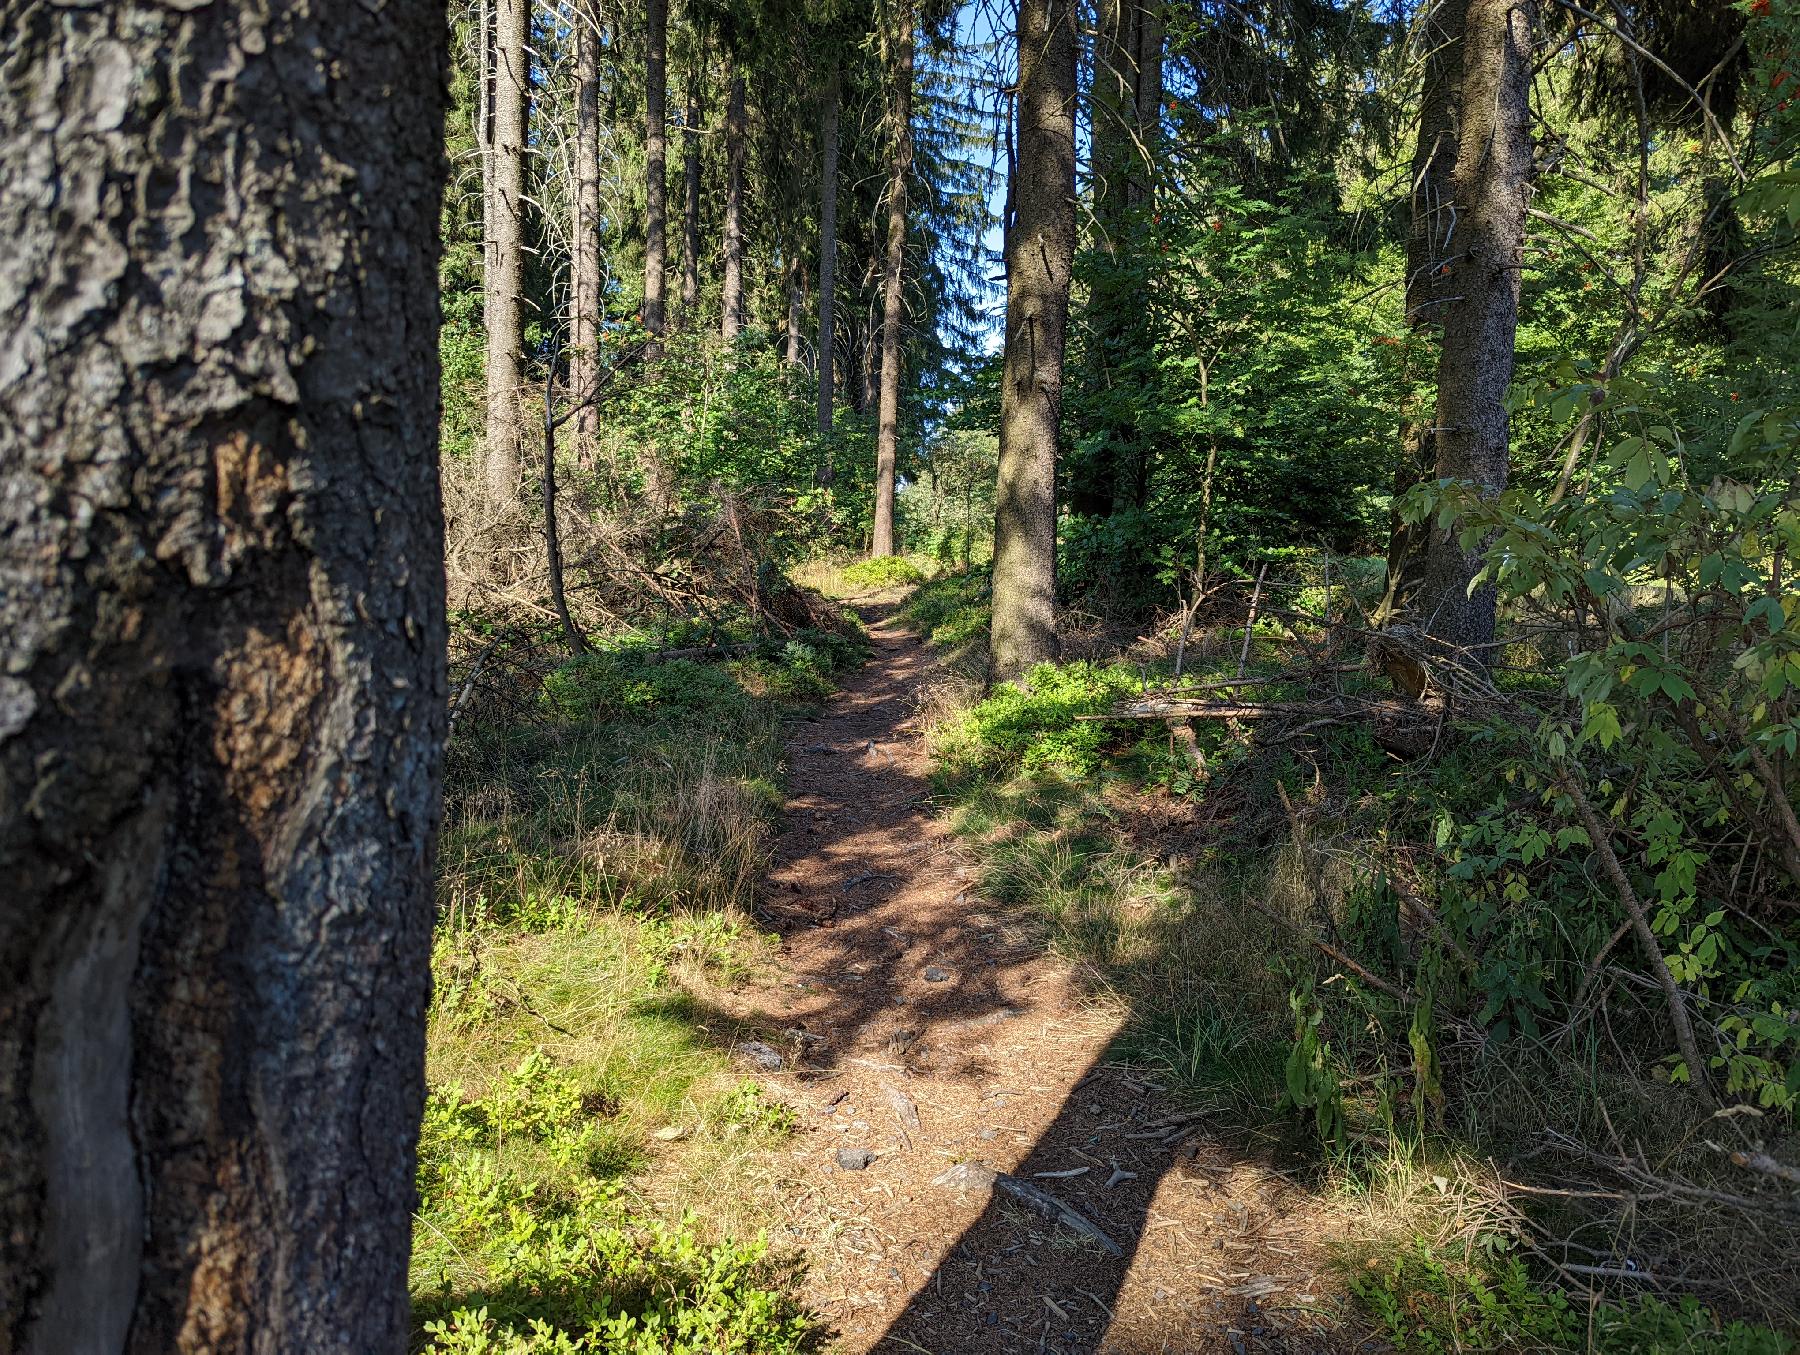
[413,638,848,1352]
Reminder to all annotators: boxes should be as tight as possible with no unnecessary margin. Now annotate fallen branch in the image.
[1730,1150,1800,1188]
[1242,897,1413,1004]
[1557,769,1715,1103]
[933,1161,1124,1257]
[447,636,504,738]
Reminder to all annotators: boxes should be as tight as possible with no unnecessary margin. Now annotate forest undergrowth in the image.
[898,562,1800,1353]
[410,460,874,1350]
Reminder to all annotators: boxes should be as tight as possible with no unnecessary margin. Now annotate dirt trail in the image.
[735,608,1353,1354]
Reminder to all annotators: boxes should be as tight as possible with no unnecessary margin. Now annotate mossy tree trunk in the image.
[1416,0,1535,662]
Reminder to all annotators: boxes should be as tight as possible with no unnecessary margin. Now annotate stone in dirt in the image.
[882,1084,921,1130]
[922,965,950,982]
[734,1040,784,1070]
[837,1147,877,1170]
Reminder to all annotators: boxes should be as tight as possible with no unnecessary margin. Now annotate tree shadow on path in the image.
[750,604,1353,1355]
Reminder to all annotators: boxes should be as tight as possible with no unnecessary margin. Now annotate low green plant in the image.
[1401,387,1800,1108]
[1351,1240,1792,1355]
[936,661,1140,775]
[416,1195,814,1354]
[901,569,991,653]
[543,654,752,726]
[838,555,928,590]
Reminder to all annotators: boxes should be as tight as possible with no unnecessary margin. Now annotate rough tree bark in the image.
[990,0,1076,683]
[0,3,447,1351]
[643,0,669,347]
[721,69,748,340]
[1383,0,1469,612]
[1417,0,1535,661]
[572,6,605,461]
[816,61,842,454]
[871,1,915,559]
[682,85,702,322]
[487,0,529,504]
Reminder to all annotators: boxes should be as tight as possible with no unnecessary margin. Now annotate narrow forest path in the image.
[730,606,1354,1355]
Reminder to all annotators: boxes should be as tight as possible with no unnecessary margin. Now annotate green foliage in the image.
[710,1079,796,1138]
[1401,388,1800,1108]
[1067,167,1402,602]
[544,654,754,726]
[1279,987,1345,1147]
[1352,1242,1792,1355]
[418,895,818,1350]
[424,621,861,1349]
[900,569,991,652]
[937,662,1141,776]
[416,1195,812,1354]
[591,330,877,556]
[838,555,928,590]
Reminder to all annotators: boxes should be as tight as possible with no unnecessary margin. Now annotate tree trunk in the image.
[572,7,604,462]
[643,0,669,347]
[480,0,496,312]
[721,71,747,340]
[682,86,702,322]
[863,302,881,412]
[1109,0,1162,514]
[1132,1,1164,200]
[871,2,915,559]
[990,0,1076,683]
[816,62,842,452]
[1383,0,1468,614]
[0,5,447,1351]
[1073,0,1161,520]
[785,253,806,365]
[1416,0,1534,663]
[487,0,529,504]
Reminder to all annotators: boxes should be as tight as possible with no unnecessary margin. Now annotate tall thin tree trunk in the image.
[785,253,806,365]
[721,70,747,339]
[643,0,669,347]
[1418,0,1534,661]
[1384,0,1469,615]
[487,0,530,504]
[816,62,842,455]
[1110,0,1163,514]
[990,0,1076,683]
[0,5,447,1349]
[871,2,915,558]
[863,311,881,412]
[1132,1,1164,204]
[682,86,702,321]
[480,0,496,306]
[1074,0,1162,521]
[572,7,604,462]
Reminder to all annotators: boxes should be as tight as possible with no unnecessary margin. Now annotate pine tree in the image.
[990,0,1076,682]
[871,0,916,558]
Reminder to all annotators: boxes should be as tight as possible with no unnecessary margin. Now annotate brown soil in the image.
[731,607,1369,1354]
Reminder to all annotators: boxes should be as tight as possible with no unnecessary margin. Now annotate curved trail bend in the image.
[734,607,1350,1354]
